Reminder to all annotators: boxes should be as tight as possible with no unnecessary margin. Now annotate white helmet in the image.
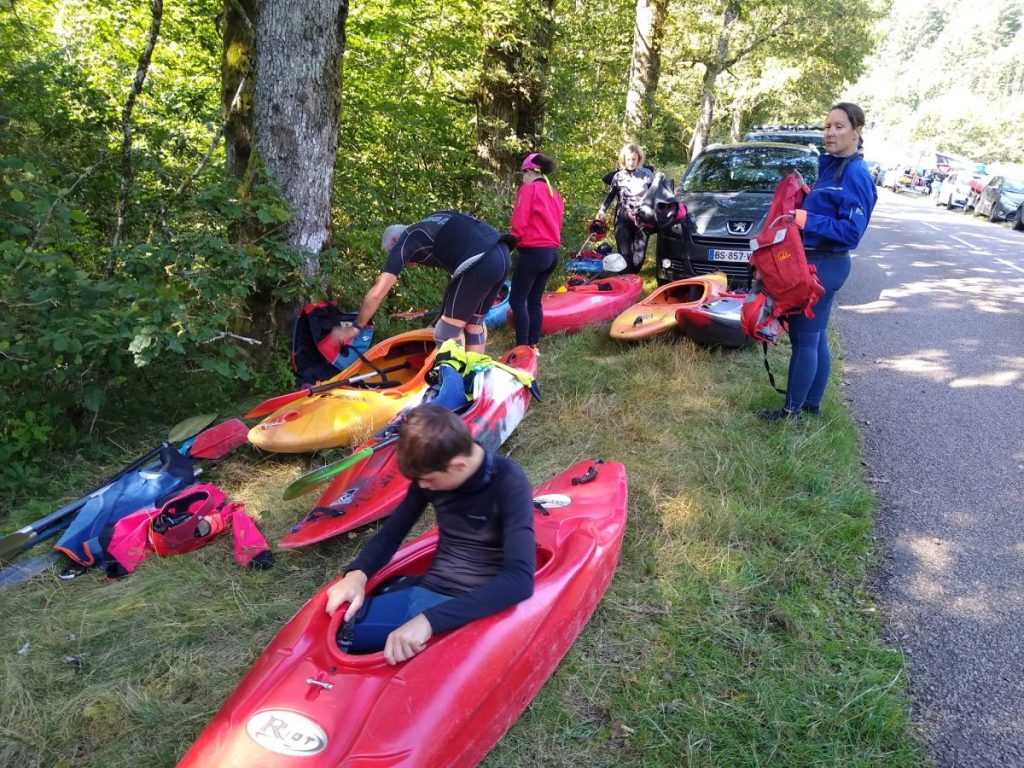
[602,252,627,274]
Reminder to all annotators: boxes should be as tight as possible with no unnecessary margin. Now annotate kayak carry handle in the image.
[571,465,598,486]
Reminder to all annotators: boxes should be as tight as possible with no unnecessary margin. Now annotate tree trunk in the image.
[624,0,668,137]
[108,0,163,275]
[690,1,739,159]
[253,0,347,277]
[221,0,257,180]
[475,0,556,190]
[240,0,348,358]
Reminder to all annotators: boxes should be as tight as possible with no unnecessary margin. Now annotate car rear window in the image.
[681,146,819,193]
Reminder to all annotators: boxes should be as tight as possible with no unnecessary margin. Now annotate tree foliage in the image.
[0,0,882,495]
[848,0,1024,164]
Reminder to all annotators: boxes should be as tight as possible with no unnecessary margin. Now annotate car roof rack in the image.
[749,124,823,132]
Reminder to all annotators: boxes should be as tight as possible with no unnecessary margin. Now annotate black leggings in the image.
[510,247,559,346]
[615,212,649,274]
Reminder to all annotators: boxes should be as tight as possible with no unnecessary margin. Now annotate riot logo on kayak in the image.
[246,709,328,756]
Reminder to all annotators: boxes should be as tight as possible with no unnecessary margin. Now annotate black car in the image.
[974,176,1024,222]
[655,142,820,289]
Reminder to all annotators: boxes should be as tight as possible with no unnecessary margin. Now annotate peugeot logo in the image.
[727,221,752,235]
[246,709,328,756]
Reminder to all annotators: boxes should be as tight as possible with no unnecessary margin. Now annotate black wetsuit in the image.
[345,448,535,640]
[600,167,655,273]
[383,211,511,322]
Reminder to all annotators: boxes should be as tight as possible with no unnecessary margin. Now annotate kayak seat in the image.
[425,364,471,412]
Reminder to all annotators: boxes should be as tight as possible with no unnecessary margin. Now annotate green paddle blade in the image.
[168,413,218,444]
[282,446,377,501]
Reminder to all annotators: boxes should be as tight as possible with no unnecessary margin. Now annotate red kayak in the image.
[674,292,752,348]
[177,460,627,768]
[508,274,644,335]
[280,346,539,549]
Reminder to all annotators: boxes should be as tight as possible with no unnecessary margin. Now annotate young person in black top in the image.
[333,211,512,353]
[324,404,535,665]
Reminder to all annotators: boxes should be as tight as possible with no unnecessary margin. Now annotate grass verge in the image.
[0,319,924,767]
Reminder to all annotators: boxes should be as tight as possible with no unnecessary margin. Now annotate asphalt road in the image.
[836,189,1024,766]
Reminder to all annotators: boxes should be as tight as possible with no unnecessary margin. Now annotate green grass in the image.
[0,314,925,767]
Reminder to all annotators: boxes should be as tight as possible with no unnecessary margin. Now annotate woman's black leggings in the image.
[509,247,559,346]
[615,212,649,274]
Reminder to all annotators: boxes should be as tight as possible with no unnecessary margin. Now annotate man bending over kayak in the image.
[325,404,535,665]
[333,211,514,354]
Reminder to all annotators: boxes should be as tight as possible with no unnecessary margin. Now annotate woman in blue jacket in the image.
[758,102,878,421]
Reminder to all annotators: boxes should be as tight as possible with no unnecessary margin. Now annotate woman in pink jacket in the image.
[509,152,564,349]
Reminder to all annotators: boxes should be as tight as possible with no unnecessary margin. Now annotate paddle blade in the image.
[245,390,308,420]
[282,446,377,501]
[0,531,35,564]
[168,413,218,443]
[0,519,69,564]
[189,419,250,460]
[0,553,61,593]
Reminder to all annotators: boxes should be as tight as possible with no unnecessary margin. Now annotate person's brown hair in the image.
[396,404,474,479]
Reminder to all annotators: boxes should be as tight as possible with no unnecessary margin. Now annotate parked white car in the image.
[935,168,977,209]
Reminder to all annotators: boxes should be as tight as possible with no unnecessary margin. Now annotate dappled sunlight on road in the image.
[905,535,952,602]
[874,349,951,381]
[843,274,1024,319]
[949,370,1020,388]
[902,534,1024,623]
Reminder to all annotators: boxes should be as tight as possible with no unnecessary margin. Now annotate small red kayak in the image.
[280,346,539,549]
[508,274,644,335]
[674,293,752,348]
[176,460,627,768]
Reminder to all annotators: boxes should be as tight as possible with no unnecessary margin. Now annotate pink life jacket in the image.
[104,483,272,578]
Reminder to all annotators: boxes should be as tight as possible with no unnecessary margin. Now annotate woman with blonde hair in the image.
[595,143,654,274]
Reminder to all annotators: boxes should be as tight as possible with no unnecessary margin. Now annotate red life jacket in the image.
[104,483,272,578]
[740,172,824,343]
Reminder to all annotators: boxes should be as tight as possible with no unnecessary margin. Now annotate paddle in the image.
[168,413,217,443]
[282,434,402,501]
[0,552,61,593]
[245,362,412,420]
[0,414,218,564]
[188,419,250,460]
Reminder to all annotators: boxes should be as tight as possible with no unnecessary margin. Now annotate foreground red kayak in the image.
[509,274,644,335]
[176,460,627,768]
[280,345,539,549]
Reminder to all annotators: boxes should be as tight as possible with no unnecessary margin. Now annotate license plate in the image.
[708,249,750,262]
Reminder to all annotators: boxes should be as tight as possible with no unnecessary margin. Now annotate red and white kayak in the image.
[176,460,627,768]
[509,274,644,335]
[674,293,752,348]
[280,345,539,549]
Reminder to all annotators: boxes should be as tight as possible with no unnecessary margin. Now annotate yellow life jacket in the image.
[433,340,539,397]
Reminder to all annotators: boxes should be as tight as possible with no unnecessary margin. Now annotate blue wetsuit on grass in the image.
[342,447,535,653]
[786,152,877,411]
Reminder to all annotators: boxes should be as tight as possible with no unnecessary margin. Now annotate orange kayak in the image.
[248,330,436,453]
[609,273,727,340]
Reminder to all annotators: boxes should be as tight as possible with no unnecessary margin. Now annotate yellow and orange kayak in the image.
[609,273,727,341]
[248,329,437,453]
